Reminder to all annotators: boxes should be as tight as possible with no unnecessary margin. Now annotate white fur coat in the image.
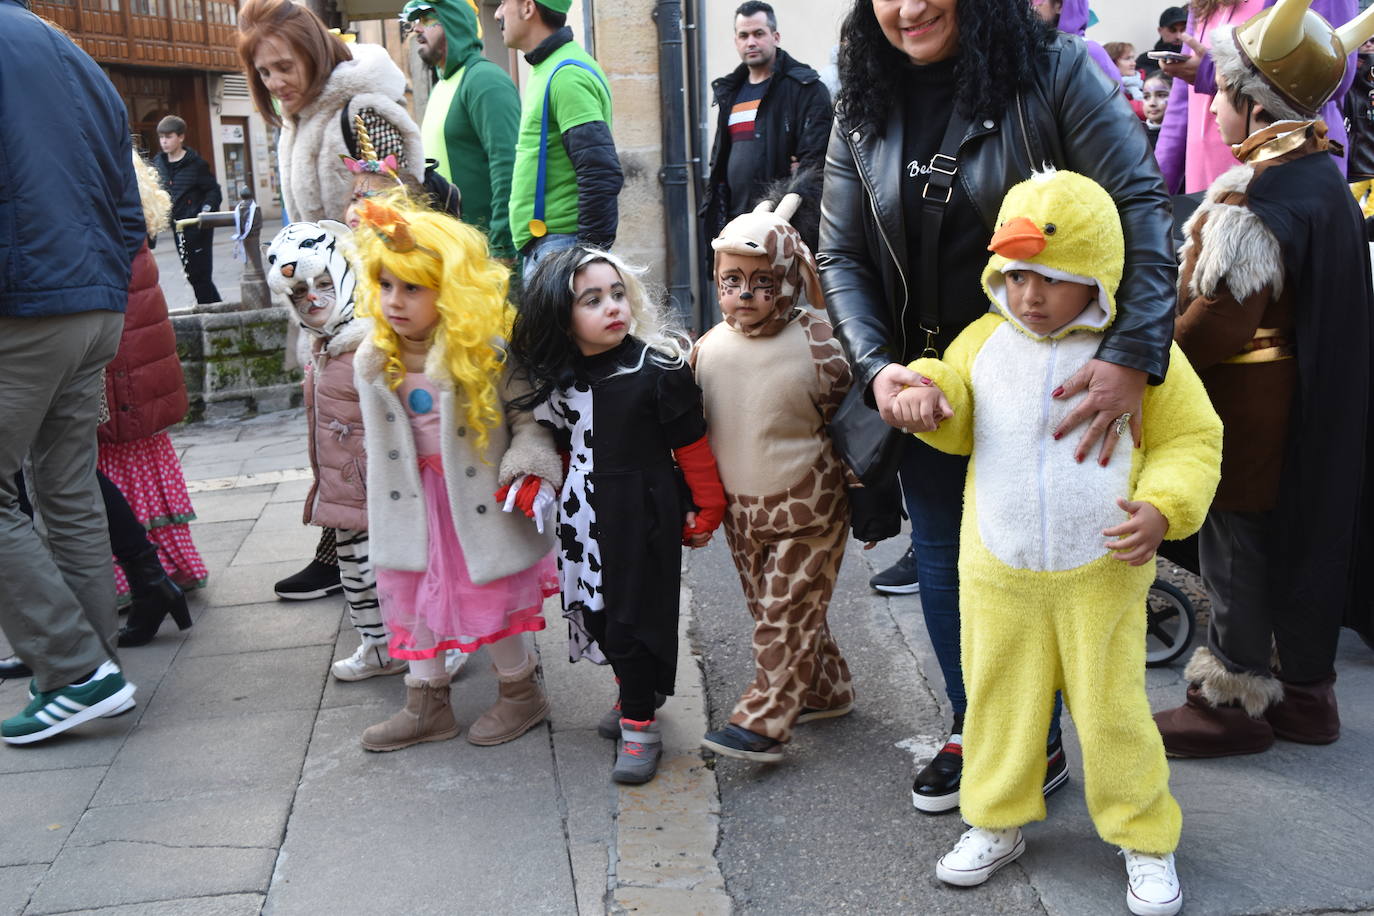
[278,43,424,222]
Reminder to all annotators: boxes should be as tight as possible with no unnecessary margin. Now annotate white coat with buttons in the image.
[353,335,562,584]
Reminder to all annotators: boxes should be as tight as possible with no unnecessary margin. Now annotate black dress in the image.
[534,337,706,695]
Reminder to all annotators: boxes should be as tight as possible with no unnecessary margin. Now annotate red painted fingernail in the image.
[1051,386,1064,397]
[1052,432,1062,440]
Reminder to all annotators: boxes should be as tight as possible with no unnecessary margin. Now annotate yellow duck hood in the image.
[981,169,1124,341]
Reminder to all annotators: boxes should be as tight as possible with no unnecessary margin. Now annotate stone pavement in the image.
[0,411,725,916]
[2,409,1372,915]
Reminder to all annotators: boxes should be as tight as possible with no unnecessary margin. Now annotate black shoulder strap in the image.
[917,107,971,357]
[340,102,359,159]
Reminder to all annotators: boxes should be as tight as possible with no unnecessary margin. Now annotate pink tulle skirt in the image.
[98,433,208,604]
[377,461,556,660]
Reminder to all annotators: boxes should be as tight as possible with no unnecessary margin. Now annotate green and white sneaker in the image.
[25,679,135,719]
[2,661,136,745]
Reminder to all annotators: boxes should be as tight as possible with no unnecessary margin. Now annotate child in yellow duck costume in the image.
[893,170,1222,916]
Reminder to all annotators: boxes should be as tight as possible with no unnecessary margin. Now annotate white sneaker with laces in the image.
[935,826,1025,886]
[1123,849,1182,916]
[331,641,407,682]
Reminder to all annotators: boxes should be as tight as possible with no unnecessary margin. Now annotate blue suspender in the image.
[529,58,609,239]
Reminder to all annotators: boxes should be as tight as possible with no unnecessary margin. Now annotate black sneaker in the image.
[912,720,1071,814]
[0,655,33,680]
[912,718,963,813]
[870,547,920,595]
[273,559,343,601]
[1044,735,1070,797]
[701,723,784,763]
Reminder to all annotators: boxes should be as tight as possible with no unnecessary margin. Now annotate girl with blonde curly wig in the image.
[350,197,564,752]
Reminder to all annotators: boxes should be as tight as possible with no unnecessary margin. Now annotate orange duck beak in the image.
[989,217,1046,260]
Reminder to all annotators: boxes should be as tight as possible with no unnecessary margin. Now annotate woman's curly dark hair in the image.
[835,0,1051,133]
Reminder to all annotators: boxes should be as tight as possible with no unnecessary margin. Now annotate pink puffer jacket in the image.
[303,319,370,531]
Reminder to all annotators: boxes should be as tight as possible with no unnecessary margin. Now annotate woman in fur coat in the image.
[238,0,426,603]
[237,0,424,223]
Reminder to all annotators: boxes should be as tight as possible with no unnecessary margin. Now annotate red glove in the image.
[673,435,726,544]
[493,475,545,518]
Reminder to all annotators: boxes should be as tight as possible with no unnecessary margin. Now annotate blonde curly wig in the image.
[353,196,513,454]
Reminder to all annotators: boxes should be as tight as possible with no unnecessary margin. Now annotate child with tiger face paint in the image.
[265,220,399,682]
[692,184,858,763]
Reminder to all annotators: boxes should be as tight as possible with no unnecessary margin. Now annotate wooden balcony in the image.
[32,0,242,72]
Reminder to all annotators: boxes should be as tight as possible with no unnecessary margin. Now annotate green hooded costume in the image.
[408,0,521,258]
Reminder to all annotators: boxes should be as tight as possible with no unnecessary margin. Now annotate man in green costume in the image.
[403,0,521,259]
[494,0,624,280]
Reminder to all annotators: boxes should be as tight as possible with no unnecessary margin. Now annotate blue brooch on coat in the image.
[408,388,434,414]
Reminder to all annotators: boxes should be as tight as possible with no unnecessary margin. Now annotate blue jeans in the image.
[520,233,580,285]
[899,438,1063,743]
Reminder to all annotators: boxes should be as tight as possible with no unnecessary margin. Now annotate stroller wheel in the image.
[1145,579,1196,667]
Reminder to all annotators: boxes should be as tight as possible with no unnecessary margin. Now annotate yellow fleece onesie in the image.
[909,169,1222,855]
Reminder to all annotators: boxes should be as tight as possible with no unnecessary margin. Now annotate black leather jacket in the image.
[818,35,1176,395]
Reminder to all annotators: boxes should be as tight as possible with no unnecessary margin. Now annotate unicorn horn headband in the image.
[341,114,401,179]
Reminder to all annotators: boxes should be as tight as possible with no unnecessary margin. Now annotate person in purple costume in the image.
[1154,0,1356,193]
[1033,0,1122,86]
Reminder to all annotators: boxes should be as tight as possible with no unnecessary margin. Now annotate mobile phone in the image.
[1147,50,1190,63]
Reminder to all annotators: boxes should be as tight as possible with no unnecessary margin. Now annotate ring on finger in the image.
[1113,412,1132,438]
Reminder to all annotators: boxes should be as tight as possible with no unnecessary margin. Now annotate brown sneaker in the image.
[1266,675,1340,744]
[361,674,459,752]
[466,656,549,746]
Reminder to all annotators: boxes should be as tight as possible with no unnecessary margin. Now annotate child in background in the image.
[1153,5,1374,757]
[507,245,725,785]
[1142,72,1171,149]
[266,219,401,682]
[693,182,856,764]
[351,197,562,752]
[892,169,1221,916]
[1104,41,1145,100]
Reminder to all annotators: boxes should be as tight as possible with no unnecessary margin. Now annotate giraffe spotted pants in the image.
[723,461,853,744]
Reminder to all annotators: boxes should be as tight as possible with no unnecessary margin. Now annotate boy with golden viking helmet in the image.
[1154,0,1374,757]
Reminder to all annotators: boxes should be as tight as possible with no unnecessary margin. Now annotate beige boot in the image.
[466,655,549,746]
[361,674,460,752]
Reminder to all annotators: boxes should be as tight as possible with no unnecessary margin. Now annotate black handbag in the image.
[828,384,905,487]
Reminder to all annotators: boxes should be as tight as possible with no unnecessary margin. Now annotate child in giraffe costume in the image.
[694,185,857,764]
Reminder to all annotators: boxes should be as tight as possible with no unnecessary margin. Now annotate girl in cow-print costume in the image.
[693,180,857,764]
[508,245,726,785]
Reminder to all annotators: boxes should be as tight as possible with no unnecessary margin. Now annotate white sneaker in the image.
[1123,850,1182,916]
[445,649,469,677]
[935,826,1025,887]
[331,642,407,682]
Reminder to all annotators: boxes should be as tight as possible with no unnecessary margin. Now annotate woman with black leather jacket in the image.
[817,0,1175,818]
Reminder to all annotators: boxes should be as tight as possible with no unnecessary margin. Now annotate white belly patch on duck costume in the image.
[969,324,1131,572]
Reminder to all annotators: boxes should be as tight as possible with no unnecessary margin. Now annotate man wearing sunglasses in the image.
[402,0,521,260]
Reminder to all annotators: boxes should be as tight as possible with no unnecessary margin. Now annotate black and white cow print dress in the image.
[534,337,707,692]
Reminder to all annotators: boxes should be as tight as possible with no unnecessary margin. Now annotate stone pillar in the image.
[590,1,670,288]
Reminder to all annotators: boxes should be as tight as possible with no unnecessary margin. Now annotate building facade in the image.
[31,0,285,218]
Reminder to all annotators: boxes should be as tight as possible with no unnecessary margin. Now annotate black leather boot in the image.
[117,547,192,647]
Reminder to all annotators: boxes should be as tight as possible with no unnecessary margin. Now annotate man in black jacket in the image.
[700,1,832,250]
[153,115,223,304]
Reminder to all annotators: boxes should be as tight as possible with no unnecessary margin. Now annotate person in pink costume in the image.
[1154,0,1356,193]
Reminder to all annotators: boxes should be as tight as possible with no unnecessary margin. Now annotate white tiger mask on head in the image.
[265,220,359,340]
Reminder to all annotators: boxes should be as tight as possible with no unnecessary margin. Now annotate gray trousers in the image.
[1199,509,1275,677]
[0,310,125,691]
